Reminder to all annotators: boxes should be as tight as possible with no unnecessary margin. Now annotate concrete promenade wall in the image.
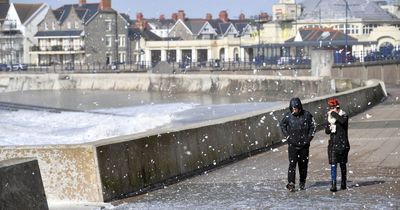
[0,145,103,202]
[0,73,386,203]
[0,73,330,98]
[332,62,400,85]
[0,158,49,210]
[93,80,386,202]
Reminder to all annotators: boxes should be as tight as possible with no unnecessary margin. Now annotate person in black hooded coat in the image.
[325,98,350,192]
[280,97,316,192]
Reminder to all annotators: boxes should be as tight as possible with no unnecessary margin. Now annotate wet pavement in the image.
[51,86,400,210]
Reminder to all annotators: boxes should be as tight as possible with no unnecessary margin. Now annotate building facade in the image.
[0,2,48,64]
[262,0,400,61]
[136,10,256,66]
[31,0,130,66]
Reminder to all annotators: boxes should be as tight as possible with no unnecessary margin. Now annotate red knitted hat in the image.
[327,98,339,107]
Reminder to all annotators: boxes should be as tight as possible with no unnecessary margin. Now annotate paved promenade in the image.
[51,86,400,210]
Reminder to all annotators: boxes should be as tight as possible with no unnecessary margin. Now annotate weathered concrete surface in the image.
[0,158,49,210]
[94,80,386,202]
[332,62,400,85]
[109,85,400,210]
[0,73,332,98]
[0,146,102,202]
[0,76,386,203]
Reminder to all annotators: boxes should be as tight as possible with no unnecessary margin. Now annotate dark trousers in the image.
[288,144,310,184]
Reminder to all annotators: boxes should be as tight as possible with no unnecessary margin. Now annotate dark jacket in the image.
[280,98,316,147]
[325,111,350,164]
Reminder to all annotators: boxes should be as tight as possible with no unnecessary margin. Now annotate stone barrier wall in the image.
[94,80,386,202]
[0,146,102,202]
[0,73,331,98]
[0,158,49,210]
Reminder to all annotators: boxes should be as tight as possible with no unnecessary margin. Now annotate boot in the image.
[286,182,295,192]
[341,180,347,190]
[330,181,337,192]
[299,182,305,190]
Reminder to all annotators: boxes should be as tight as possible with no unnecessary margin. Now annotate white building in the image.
[0,2,49,64]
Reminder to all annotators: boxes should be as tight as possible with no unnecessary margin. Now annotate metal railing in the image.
[1,51,399,74]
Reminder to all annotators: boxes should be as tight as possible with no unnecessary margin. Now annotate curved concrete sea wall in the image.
[0,73,330,98]
[93,80,386,201]
[0,74,386,202]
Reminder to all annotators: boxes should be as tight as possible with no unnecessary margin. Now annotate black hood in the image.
[289,97,303,112]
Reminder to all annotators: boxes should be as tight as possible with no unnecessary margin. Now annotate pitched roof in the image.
[129,27,161,41]
[14,3,43,24]
[54,3,100,24]
[184,19,207,35]
[284,28,362,47]
[0,3,9,21]
[299,0,399,21]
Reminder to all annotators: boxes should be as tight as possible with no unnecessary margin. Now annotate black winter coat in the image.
[325,111,350,164]
[280,98,316,147]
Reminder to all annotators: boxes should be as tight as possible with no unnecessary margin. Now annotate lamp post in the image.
[335,0,358,63]
[255,15,267,66]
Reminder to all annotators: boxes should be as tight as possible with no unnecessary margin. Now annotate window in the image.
[52,22,56,30]
[334,24,359,35]
[75,21,79,29]
[106,20,112,31]
[363,24,380,34]
[67,22,71,29]
[119,52,126,63]
[119,35,125,47]
[44,22,48,30]
[106,36,112,47]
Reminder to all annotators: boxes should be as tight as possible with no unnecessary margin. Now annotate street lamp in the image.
[255,15,267,66]
[335,0,358,63]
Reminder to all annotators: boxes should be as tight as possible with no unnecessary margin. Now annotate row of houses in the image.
[1,0,400,66]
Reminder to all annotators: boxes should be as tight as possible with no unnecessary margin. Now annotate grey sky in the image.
[12,0,276,19]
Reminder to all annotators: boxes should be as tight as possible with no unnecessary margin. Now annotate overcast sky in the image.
[12,0,276,19]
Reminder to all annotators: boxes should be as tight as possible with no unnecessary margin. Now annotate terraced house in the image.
[0,0,48,64]
[31,0,130,66]
[259,0,400,62]
[138,10,256,66]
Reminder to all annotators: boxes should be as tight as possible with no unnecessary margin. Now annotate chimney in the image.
[219,10,229,23]
[136,12,144,21]
[159,14,165,21]
[205,13,212,20]
[259,12,269,21]
[239,13,245,21]
[135,12,145,29]
[79,0,86,6]
[171,13,178,21]
[177,10,186,20]
[100,0,111,10]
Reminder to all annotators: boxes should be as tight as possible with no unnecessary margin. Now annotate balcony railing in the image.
[30,45,85,52]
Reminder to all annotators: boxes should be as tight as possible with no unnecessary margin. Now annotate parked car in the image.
[111,61,123,70]
[64,63,75,71]
[0,63,7,71]
[8,63,28,71]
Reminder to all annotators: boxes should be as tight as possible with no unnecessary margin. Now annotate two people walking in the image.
[280,97,350,192]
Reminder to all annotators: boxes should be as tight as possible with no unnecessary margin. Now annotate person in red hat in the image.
[325,98,350,192]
